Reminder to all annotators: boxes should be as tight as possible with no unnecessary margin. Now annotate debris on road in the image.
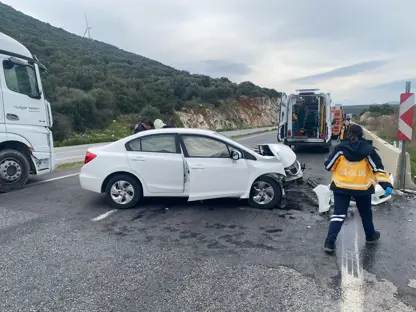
[309,175,394,214]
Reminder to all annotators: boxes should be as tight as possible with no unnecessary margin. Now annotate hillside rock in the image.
[360,111,373,122]
[359,113,398,139]
[175,96,280,130]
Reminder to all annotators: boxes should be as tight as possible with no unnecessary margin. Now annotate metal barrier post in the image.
[399,81,412,189]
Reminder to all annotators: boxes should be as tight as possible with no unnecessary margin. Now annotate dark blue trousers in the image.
[326,193,376,242]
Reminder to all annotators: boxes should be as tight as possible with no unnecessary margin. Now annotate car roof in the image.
[135,128,217,136]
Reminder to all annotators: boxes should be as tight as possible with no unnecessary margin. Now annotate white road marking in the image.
[92,209,118,221]
[29,173,80,186]
[340,209,364,312]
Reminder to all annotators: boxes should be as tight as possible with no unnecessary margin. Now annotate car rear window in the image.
[127,134,178,153]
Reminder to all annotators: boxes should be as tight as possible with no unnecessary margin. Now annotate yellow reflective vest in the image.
[324,141,392,195]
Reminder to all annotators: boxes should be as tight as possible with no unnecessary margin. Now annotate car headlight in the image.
[285,160,301,176]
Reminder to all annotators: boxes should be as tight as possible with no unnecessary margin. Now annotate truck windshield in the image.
[2,60,41,99]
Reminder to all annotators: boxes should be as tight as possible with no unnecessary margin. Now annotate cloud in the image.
[3,0,416,105]
[291,60,389,84]
[198,60,251,77]
[368,78,416,91]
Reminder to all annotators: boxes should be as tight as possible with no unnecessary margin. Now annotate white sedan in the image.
[79,128,304,209]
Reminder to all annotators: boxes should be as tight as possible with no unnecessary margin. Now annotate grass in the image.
[409,146,416,180]
[54,115,135,147]
[55,161,84,171]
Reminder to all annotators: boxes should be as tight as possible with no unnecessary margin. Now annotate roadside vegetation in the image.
[409,147,416,179]
[55,162,84,170]
[357,104,416,181]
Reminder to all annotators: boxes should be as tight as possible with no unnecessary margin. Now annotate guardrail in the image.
[53,126,277,166]
[361,126,416,190]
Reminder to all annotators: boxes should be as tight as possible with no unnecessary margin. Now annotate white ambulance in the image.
[278,88,332,152]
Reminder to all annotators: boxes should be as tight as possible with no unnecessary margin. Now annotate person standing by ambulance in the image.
[338,118,351,141]
[323,124,393,254]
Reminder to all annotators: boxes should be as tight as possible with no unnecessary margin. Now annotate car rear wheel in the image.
[105,174,142,209]
[248,176,282,209]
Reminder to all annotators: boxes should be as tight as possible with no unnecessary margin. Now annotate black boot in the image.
[324,238,336,254]
[366,231,380,244]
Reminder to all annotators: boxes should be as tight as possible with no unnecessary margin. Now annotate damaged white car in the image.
[79,128,304,209]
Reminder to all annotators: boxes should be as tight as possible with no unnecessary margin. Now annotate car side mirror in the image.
[231,150,242,160]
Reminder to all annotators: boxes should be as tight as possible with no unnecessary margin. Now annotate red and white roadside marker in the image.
[398,92,415,141]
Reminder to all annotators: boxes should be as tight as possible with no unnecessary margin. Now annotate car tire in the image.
[105,174,142,209]
[0,149,30,193]
[248,176,282,209]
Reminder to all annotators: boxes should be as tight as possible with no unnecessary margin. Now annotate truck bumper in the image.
[31,151,53,175]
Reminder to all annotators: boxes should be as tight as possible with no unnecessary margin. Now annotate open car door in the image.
[181,134,250,202]
[278,94,288,142]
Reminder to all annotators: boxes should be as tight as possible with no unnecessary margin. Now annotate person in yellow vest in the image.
[338,118,350,141]
[323,124,393,254]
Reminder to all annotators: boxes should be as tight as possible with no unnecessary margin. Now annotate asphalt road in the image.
[1,131,416,312]
[54,126,276,165]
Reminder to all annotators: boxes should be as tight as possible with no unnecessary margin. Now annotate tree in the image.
[139,105,162,122]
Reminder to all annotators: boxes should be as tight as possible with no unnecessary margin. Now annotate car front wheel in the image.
[105,174,142,209]
[248,176,282,209]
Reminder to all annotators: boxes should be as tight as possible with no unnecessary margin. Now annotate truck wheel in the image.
[248,176,282,209]
[0,149,31,193]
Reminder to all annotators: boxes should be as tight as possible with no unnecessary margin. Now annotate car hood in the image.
[257,144,297,168]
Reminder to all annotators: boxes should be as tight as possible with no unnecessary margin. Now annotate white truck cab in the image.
[278,88,332,152]
[0,32,54,192]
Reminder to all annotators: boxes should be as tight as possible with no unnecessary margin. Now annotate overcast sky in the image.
[3,0,416,104]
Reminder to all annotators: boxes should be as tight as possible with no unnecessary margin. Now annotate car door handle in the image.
[190,164,205,170]
[132,156,145,161]
[6,113,19,121]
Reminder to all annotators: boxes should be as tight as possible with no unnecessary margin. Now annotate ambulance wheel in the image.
[0,149,30,193]
[323,142,332,153]
[248,176,282,209]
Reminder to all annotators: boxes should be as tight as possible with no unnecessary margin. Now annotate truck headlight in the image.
[285,160,301,176]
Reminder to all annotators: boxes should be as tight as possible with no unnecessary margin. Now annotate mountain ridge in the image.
[0,2,281,141]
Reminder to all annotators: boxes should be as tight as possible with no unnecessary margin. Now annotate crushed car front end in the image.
[253,143,305,187]
[283,159,305,186]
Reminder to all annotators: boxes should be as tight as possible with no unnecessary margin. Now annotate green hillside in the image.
[0,2,281,141]
[342,104,399,116]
